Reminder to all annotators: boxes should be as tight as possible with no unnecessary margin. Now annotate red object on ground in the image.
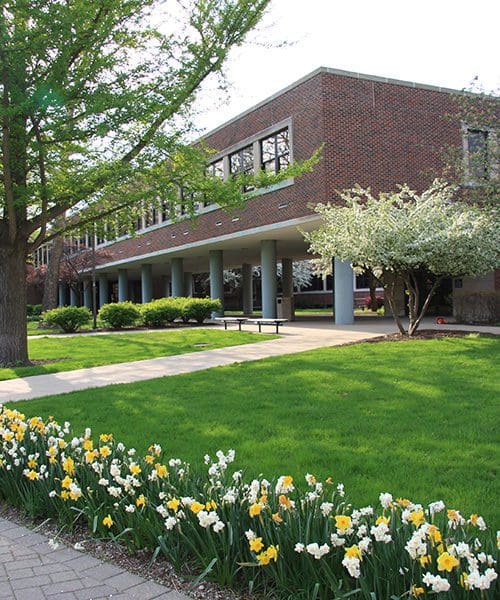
[436,317,447,325]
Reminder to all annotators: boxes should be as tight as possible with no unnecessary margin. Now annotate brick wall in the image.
[94,70,461,268]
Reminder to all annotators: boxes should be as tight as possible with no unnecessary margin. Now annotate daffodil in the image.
[437,551,460,572]
[102,514,113,528]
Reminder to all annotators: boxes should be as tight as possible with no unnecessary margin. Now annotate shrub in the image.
[140,298,182,327]
[98,302,141,329]
[0,406,498,599]
[41,306,91,333]
[363,295,384,310]
[26,304,42,318]
[183,297,222,323]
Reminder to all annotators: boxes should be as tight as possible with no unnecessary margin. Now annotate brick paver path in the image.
[0,518,189,600]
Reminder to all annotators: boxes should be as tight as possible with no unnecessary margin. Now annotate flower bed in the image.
[0,406,497,598]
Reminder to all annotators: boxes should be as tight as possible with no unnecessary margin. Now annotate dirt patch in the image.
[361,329,497,344]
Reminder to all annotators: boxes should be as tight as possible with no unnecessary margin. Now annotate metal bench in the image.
[247,318,287,334]
[214,317,248,331]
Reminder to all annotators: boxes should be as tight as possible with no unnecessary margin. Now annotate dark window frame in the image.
[260,128,290,174]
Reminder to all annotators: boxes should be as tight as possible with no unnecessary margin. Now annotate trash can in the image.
[276,296,295,320]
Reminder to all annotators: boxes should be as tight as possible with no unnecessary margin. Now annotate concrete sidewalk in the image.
[1,319,498,404]
[0,517,188,600]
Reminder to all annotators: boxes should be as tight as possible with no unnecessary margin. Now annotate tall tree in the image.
[0,0,287,364]
[304,181,500,336]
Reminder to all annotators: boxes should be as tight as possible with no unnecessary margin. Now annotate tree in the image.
[0,0,319,365]
[304,181,500,336]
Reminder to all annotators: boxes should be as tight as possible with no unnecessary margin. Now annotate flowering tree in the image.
[304,181,500,336]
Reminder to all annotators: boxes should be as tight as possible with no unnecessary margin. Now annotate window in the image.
[260,128,290,173]
[230,145,254,191]
[205,159,224,206]
[467,128,489,180]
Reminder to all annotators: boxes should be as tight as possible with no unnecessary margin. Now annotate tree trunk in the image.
[0,242,29,365]
[42,236,64,311]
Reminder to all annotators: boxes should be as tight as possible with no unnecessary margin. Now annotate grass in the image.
[10,334,499,523]
[0,329,276,380]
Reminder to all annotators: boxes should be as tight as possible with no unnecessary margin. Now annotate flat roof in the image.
[202,66,461,140]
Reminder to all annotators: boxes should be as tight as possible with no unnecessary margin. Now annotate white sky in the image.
[192,0,500,133]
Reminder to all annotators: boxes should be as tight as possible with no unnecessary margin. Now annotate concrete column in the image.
[70,287,78,306]
[98,275,109,308]
[261,240,277,318]
[184,272,193,297]
[282,258,293,297]
[118,269,128,302]
[58,284,67,307]
[242,263,253,315]
[209,249,224,316]
[141,263,153,303]
[334,257,354,325]
[171,258,184,297]
[83,281,92,310]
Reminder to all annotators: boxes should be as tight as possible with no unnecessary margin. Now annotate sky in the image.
[192,0,500,133]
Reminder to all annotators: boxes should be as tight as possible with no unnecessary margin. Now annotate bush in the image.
[363,295,384,310]
[41,306,91,333]
[140,298,182,327]
[98,302,141,329]
[183,297,222,323]
[26,304,42,317]
[0,406,498,599]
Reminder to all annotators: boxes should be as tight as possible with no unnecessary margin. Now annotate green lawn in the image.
[0,329,275,380]
[10,335,499,523]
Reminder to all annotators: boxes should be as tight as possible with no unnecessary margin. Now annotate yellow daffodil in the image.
[167,498,180,512]
[396,498,411,507]
[156,464,168,478]
[62,456,75,475]
[129,463,141,475]
[428,524,442,544]
[99,446,111,458]
[61,475,73,489]
[344,545,361,559]
[249,502,261,518]
[272,512,283,523]
[27,458,37,469]
[102,514,113,528]
[144,455,154,465]
[82,439,93,451]
[411,585,425,597]
[278,495,291,509]
[60,490,70,500]
[375,515,390,526]
[335,515,352,532]
[190,501,204,514]
[282,476,293,488]
[100,433,112,442]
[206,500,217,510]
[437,551,460,572]
[256,545,278,565]
[409,510,425,527]
[25,470,38,481]
[136,494,146,508]
[249,537,264,553]
[419,555,432,567]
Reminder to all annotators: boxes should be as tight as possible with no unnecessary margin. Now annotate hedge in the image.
[98,302,141,329]
[41,306,91,333]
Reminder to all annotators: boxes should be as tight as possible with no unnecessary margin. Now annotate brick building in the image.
[46,67,496,322]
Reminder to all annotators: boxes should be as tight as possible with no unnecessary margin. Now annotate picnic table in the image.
[247,318,288,334]
[214,316,248,331]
